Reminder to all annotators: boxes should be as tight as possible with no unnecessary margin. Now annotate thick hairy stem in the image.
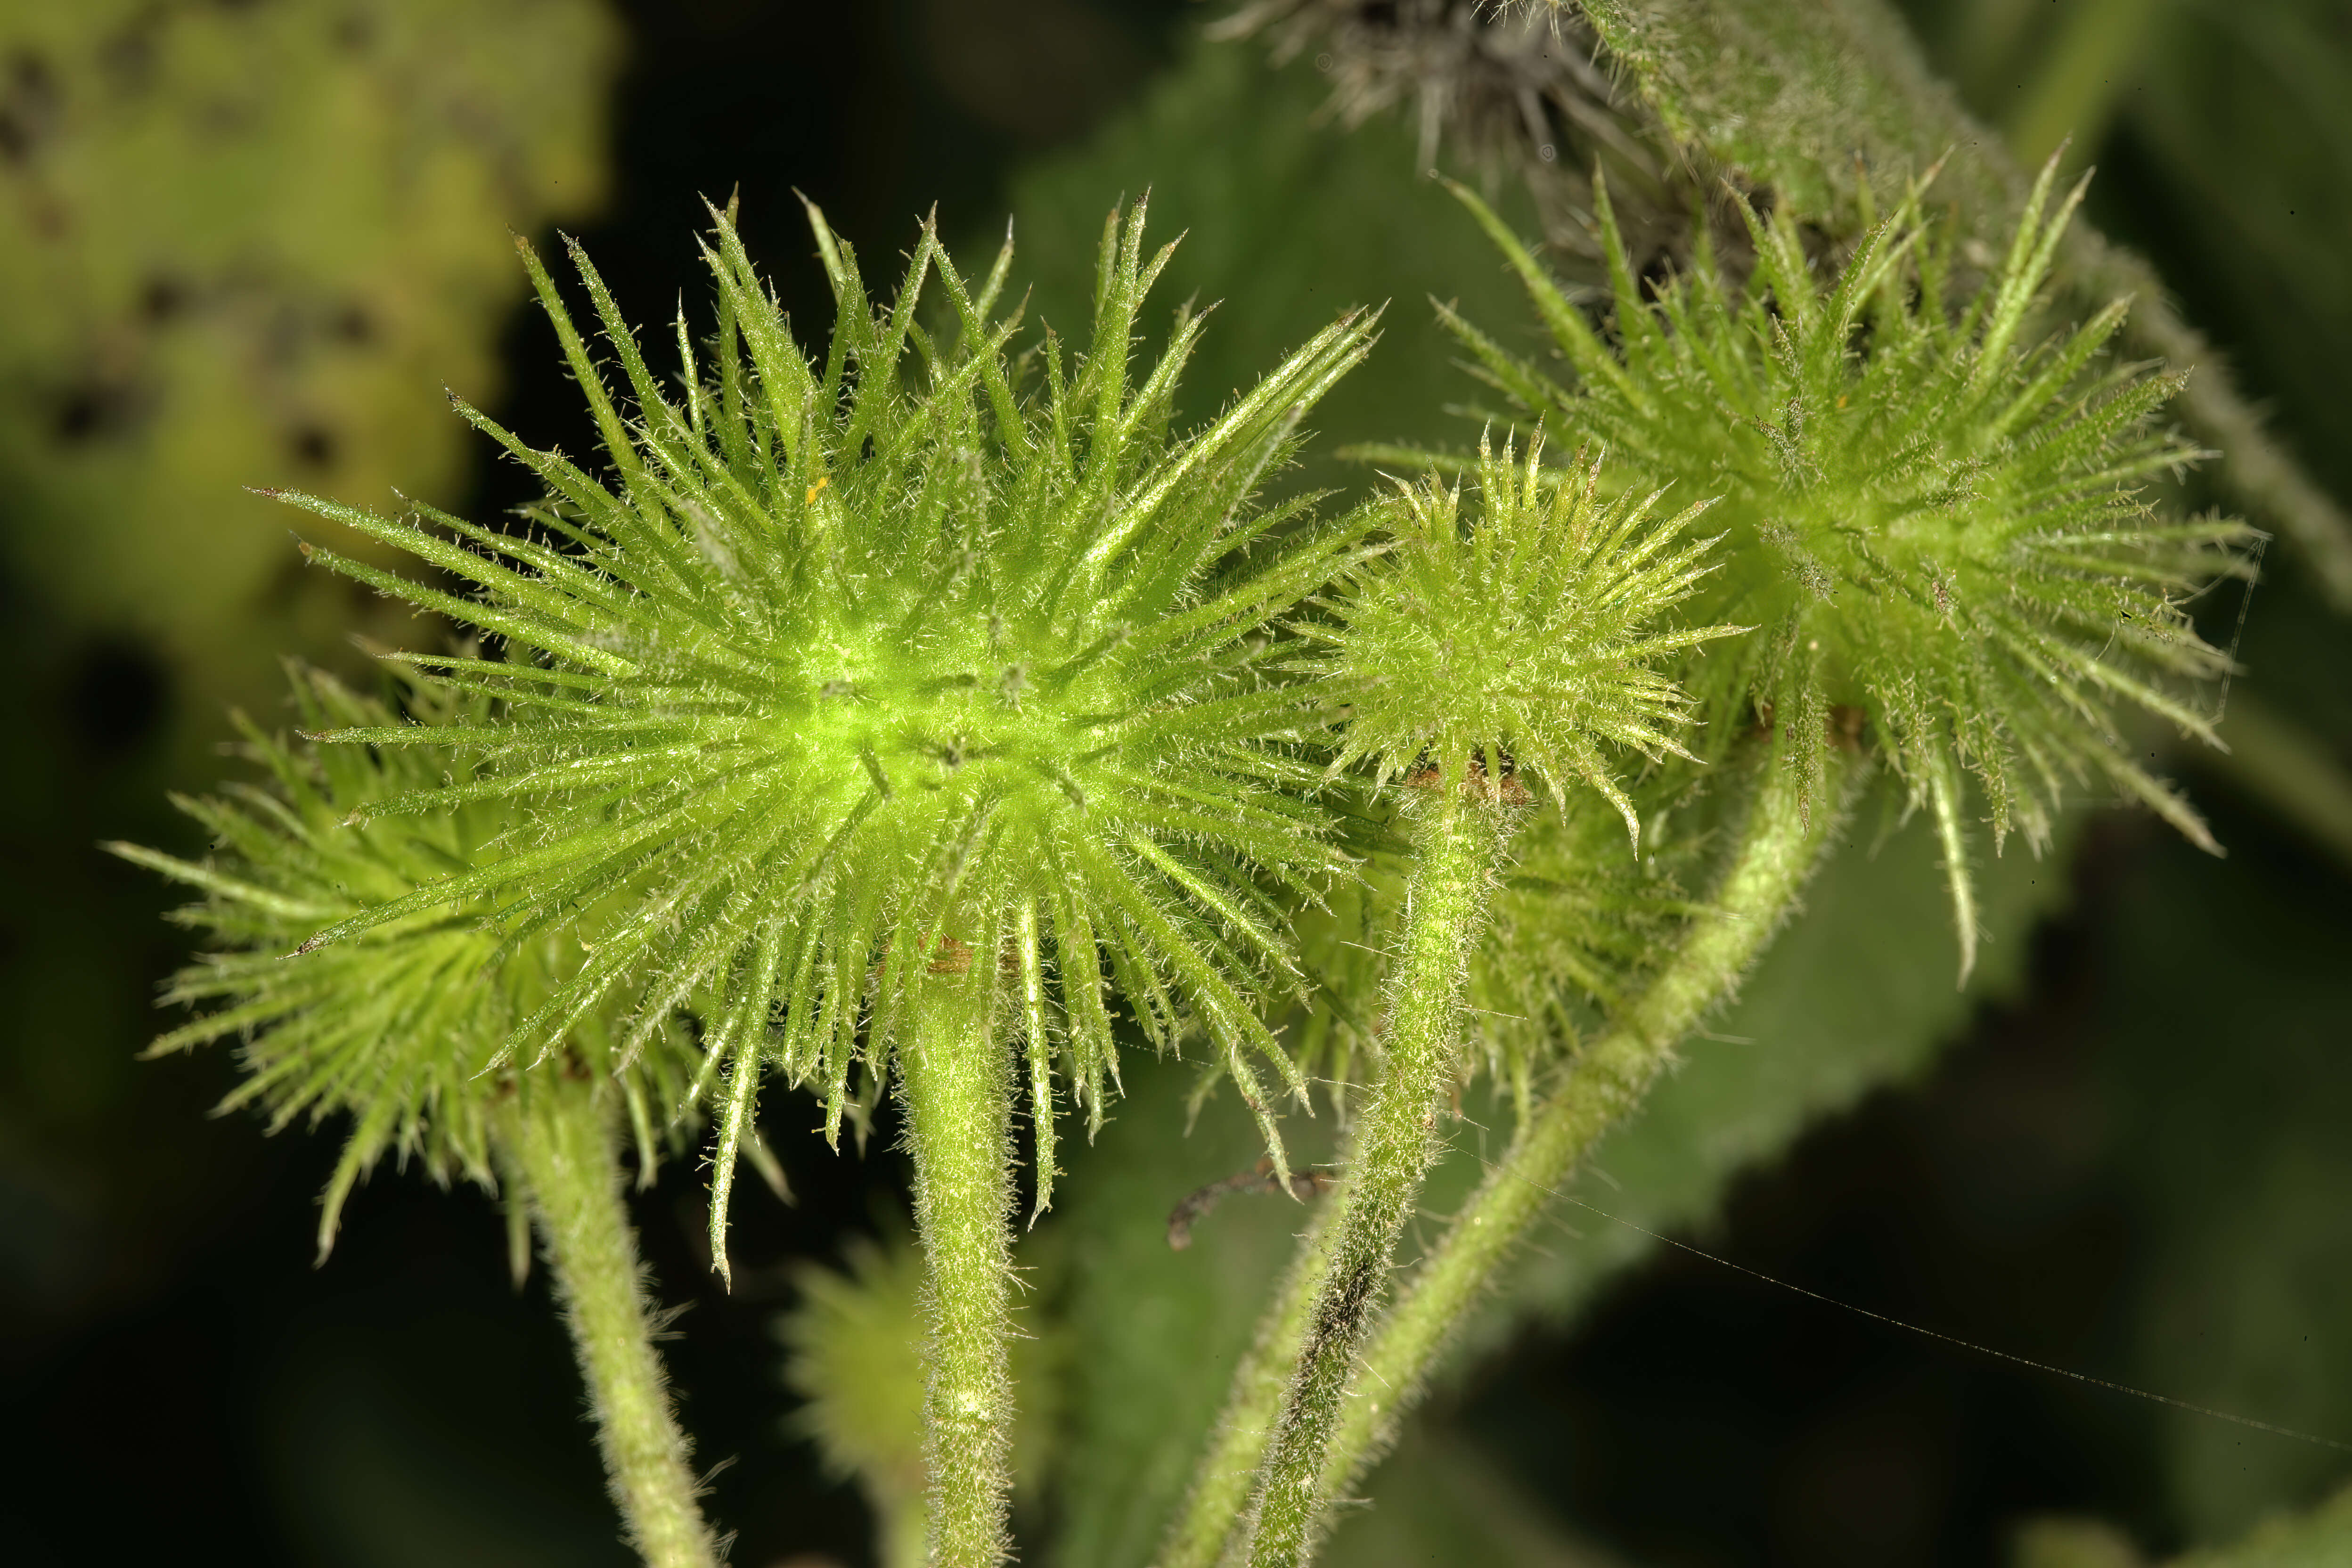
[1314,739,1859,1514]
[1243,781,1504,1568]
[897,964,1015,1568]
[500,1081,719,1568]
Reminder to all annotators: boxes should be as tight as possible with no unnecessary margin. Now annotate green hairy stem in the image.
[1159,1199,1340,1568]
[1244,778,1508,1568]
[1165,738,1849,1566]
[1315,739,1860,1519]
[500,1083,719,1568]
[898,963,1016,1568]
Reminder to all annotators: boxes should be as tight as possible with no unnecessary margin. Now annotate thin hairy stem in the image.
[897,962,1015,1568]
[1243,777,1508,1568]
[500,1081,719,1568]
[1159,1193,1341,1568]
[1313,737,1861,1519]
[1162,739,1854,1565]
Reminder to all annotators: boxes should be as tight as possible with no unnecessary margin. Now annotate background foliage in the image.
[3,2,2347,1565]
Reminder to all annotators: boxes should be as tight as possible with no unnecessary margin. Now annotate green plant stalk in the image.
[1244,777,1506,1568]
[2001,0,2162,167]
[1313,738,1859,1519]
[1163,739,1852,1565]
[897,962,1015,1568]
[499,1081,719,1568]
[1159,1192,1341,1568]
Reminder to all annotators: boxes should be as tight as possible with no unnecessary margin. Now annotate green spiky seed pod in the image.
[1283,440,1727,1126]
[259,196,1372,1567]
[1241,442,1731,1568]
[107,669,698,1253]
[1283,434,1731,1128]
[108,668,719,1568]
[1437,156,2258,976]
[1307,436,1732,834]
[266,199,1377,1265]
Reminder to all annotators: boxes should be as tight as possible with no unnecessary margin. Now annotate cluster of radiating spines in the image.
[267,196,1378,1250]
[106,669,700,1261]
[1282,440,1732,1098]
[1437,157,2258,976]
[1304,437,1733,833]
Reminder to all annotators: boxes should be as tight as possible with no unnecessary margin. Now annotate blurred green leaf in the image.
[1000,33,1542,496]
[1042,1053,1339,1568]
[2095,833,2352,1542]
[2170,1482,2352,1567]
[1323,1423,1633,1568]
[1463,782,2073,1355]
[0,0,618,712]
